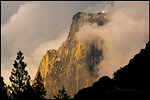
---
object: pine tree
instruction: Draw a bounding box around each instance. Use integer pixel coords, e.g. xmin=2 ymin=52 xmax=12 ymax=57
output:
xmin=32 ymin=72 xmax=46 ymax=99
xmin=21 ymin=75 xmax=36 ymax=99
xmin=54 ymin=86 xmax=71 ymax=99
xmin=9 ymin=51 xmax=30 ymax=99
xmin=0 ymin=76 xmax=8 ymax=99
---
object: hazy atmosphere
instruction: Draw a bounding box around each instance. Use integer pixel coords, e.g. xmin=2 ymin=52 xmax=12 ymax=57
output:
xmin=1 ymin=1 xmax=149 ymax=85
xmin=76 ymin=1 xmax=149 ymax=77
xmin=1 ymin=1 xmax=108 ymax=84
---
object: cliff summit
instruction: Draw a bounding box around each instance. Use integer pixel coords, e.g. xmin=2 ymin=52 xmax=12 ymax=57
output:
xmin=34 ymin=11 xmax=107 ymax=99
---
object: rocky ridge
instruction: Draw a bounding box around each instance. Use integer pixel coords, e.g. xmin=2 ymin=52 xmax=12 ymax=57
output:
xmin=34 ymin=11 xmax=107 ymax=99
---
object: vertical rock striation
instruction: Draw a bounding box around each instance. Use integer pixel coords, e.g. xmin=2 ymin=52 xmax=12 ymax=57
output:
xmin=34 ymin=12 xmax=107 ymax=99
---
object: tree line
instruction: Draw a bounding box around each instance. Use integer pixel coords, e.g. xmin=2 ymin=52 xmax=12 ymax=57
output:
xmin=2 ymin=41 xmax=149 ymax=99
xmin=1 ymin=51 xmax=46 ymax=99
xmin=1 ymin=51 xmax=71 ymax=100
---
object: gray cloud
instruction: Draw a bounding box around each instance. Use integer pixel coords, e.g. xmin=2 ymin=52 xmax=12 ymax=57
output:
xmin=76 ymin=1 xmax=149 ymax=78
xmin=2 ymin=1 xmax=148 ymax=85
xmin=1 ymin=1 xmax=104 ymax=84
xmin=1 ymin=1 xmax=28 ymax=25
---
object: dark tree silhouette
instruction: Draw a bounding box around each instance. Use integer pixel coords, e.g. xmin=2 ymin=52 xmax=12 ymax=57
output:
xmin=32 ymin=72 xmax=46 ymax=99
xmin=20 ymin=75 xmax=36 ymax=99
xmin=54 ymin=86 xmax=71 ymax=99
xmin=0 ymin=76 xmax=8 ymax=99
xmin=9 ymin=51 xmax=30 ymax=99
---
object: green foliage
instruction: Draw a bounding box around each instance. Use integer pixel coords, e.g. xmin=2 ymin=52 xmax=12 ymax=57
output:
xmin=54 ymin=86 xmax=71 ymax=99
xmin=9 ymin=51 xmax=30 ymax=99
xmin=0 ymin=76 xmax=8 ymax=99
xmin=32 ymin=72 xmax=46 ymax=99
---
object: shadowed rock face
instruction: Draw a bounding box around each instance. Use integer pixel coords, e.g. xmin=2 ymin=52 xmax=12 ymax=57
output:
xmin=74 ymin=42 xmax=150 ymax=100
xmin=34 ymin=12 xmax=107 ymax=99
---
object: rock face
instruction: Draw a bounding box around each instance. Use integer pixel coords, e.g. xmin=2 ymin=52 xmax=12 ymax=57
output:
xmin=34 ymin=12 xmax=107 ymax=99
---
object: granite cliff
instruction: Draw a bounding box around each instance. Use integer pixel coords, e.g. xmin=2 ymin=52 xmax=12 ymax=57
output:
xmin=34 ymin=12 xmax=107 ymax=99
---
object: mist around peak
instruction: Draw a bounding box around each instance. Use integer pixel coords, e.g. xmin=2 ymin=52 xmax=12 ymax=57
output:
xmin=75 ymin=1 xmax=149 ymax=78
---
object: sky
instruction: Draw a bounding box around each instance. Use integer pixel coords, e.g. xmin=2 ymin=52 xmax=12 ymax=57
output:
xmin=1 ymin=1 xmax=107 ymax=84
xmin=1 ymin=1 xmax=149 ymax=85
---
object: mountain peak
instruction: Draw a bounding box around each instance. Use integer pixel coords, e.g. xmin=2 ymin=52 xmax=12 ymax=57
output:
xmin=68 ymin=11 xmax=107 ymax=40
xmin=34 ymin=12 xmax=107 ymax=99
